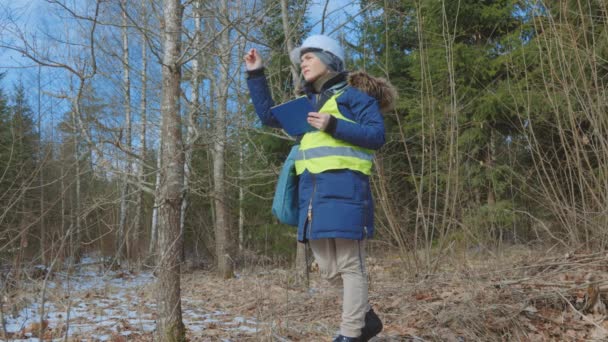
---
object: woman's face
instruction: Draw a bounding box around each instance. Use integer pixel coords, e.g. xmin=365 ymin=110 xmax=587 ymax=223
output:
xmin=300 ymin=52 xmax=329 ymax=83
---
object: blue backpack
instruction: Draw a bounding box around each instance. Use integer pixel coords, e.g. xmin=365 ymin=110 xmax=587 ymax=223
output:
xmin=272 ymin=145 xmax=299 ymax=226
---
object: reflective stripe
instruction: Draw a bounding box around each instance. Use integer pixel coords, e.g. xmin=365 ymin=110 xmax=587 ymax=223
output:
xmin=297 ymin=89 xmax=375 ymax=175
xmin=296 ymin=146 xmax=373 ymax=161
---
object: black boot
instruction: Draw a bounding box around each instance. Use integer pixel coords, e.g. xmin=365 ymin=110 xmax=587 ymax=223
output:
xmin=360 ymin=309 xmax=382 ymax=342
xmin=333 ymin=335 xmax=360 ymax=342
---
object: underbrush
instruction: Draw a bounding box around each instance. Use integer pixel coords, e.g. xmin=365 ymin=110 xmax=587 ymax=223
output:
xmin=182 ymin=243 xmax=608 ymax=341
xmin=3 ymin=244 xmax=608 ymax=341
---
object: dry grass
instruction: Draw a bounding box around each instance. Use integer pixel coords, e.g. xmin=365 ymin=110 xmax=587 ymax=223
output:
xmin=181 ymin=244 xmax=608 ymax=341
xmin=4 ymin=244 xmax=608 ymax=341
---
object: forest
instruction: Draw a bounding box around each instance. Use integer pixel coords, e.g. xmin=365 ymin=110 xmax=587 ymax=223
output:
xmin=1 ymin=0 xmax=608 ymax=340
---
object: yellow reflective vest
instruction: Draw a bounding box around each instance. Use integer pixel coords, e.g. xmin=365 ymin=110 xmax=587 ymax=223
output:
xmin=295 ymin=91 xmax=374 ymax=175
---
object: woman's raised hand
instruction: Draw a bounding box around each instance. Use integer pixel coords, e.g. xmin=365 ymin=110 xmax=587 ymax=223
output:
xmin=244 ymin=48 xmax=263 ymax=71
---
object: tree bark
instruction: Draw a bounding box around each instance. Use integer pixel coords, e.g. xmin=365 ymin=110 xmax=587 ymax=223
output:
xmin=71 ymin=105 xmax=81 ymax=262
xmin=280 ymin=0 xmax=301 ymax=87
xmin=180 ymin=0 xmax=202 ymax=264
xmin=487 ymin=129 xmax=496 ymax=206
xmin=60 ymin=155 xmax=66 ymax=260
xmin=38 ymin=65 xmax=46 ymax=265
xmin=237 ymin=21 xmax=245 ymax=252
xmin=148 ymin=0 xmax=162 ymax=261
xmin=212 ymin=0 xmax=233 ymax=279
xmin=149 ymin=131 xmax=162 ymax=261
xmin=156 ymin=0 xmax=185 ymax=340
xmin=118 ymin=0 xmax=132 ymax=264
xmin=134 ymin=0 xmax=148 ymax=261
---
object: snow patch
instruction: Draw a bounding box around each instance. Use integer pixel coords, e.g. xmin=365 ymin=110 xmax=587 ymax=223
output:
xmin=2 ymin=257 xmax=262 ymax=341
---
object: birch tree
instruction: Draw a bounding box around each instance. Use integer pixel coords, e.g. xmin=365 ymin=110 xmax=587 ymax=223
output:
xmin=117 ymin=0 xmax=132 ymax=264
xmin=156 ymin=0 xmax=185 ymax=339
xmin=37 ymin=66 xmax=47 ymax=265
xmin=134 ymin=0 xmax=148 ymax=260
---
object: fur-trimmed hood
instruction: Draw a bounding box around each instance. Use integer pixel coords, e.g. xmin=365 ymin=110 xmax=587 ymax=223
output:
xmin=348 ymin=71 xmax=397 ymax=114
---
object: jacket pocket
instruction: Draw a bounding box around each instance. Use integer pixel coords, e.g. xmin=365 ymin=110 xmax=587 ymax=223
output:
xmin=316 ymin=170 xmax=355 ymax=200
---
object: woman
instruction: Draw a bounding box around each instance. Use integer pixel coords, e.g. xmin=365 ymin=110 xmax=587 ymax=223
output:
xmin=244 ymin=34 xmax=395 ymax=342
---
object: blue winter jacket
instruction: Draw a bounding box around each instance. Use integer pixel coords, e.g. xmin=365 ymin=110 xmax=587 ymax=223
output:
xmin=246 ymin=69 xmax=385 ymax=242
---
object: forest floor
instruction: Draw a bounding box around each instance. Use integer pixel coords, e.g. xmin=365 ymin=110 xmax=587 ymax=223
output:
xmin=3 ymin=244 xmax=608 ymax=341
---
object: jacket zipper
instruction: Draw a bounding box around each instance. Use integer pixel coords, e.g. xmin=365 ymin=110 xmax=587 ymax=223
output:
xmin=363 ymin=200 xmax=368 ymax=240
xmin=306 ymin=174 xmax=316 ymax=240
xmin=363 ymin=180 xmax=369 ymax=240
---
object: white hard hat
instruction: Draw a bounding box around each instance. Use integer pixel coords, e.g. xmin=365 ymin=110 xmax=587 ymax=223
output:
xmin=290 ymin=34 xmax=345 ymax=65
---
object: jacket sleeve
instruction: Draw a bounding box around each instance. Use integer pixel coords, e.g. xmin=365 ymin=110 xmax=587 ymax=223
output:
xmin=330 ymin=89 xmax=386 ymax=150
xmin=246 ymin=68 xmax=282 ymax=129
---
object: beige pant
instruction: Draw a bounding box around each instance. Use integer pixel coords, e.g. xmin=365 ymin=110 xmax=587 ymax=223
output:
xmin=309 ymin=238 xmax=370 ymax=338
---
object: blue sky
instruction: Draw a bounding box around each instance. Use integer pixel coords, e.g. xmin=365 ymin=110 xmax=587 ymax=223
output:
xmin=308 ymin=0 xmax=359 ymax=35
xmin=1 ymin=0 xmax=360 ymax=72
xmin=1 ymin=0 xmax=46 ymax=77
xmin=0 ymin=0 xmax=361 ymax=131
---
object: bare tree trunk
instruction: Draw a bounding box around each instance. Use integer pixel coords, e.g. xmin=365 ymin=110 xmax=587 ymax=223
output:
xmin=38 ymin=65 xmax=46 ymax=265
xmin=180 ymin=0 xmax=202 ymax=264
xmin=212 ymin=0 xmax=234 ymax=279
xmin=281 ymin=0 xmax=307 ymax=285
xmin=486 ymin=129 xmax=498 ymax=246
xmin=237 ymin=107 xmax=244 ymax=251
xmin=117 ymin=0 xmax=132 ymax=265
xmin=237 ymin=33 xmax=245 ymax=252
xmin=134 ymin=0 xmax=148 ymax=261
xmin=71 ymin=108 xmax=81 ymax=262
xmin=281 ymin=0 xmax=301 ymax=87
xmin=156 ymin=0 xmax=185 ymax=340
xmin=60 ymin=155 xmax=66 ymax=260
xmin=205 ymin=16 xmax=217 ymax=237
xmin=238 ymin=144 xmax=244 ymax=252
xmin=487 ymin=129 xmax=496 ymax=207
xmin=149 ymin=137 xmax=161 ymax=261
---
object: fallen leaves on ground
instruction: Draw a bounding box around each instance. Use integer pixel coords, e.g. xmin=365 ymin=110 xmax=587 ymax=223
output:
xmin=4 ymin=246 xmax=608 ymax=341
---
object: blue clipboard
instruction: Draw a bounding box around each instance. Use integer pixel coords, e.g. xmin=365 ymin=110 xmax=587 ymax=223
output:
xmin=270 ymin=97 xmax=316 ymax=136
